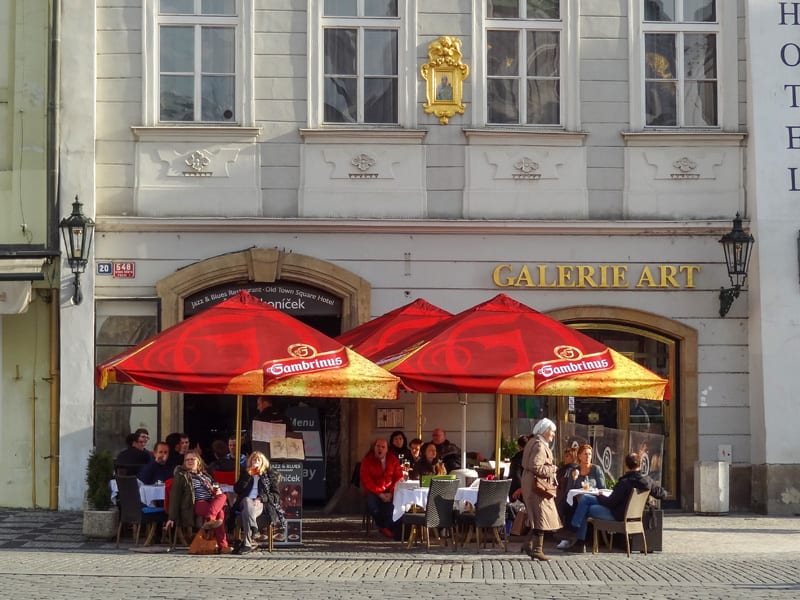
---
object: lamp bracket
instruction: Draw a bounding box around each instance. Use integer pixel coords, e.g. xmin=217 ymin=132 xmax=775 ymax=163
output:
xmin=719 ymin=286 xmax=740 ymax=318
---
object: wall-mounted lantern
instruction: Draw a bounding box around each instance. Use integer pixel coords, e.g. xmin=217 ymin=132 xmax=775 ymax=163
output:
xmin=718 ymin=213 xmax=754 ymax=317
xmin=59 ymin=196 xmax=95 ymax=305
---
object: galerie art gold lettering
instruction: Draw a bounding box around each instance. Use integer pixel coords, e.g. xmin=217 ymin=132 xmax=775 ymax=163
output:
xmin=491 ymin=264 xmax=701 ymax=289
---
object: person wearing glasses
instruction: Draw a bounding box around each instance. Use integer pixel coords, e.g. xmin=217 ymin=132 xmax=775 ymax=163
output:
xmin=114 ymin=428 xmax=153 ymax=476
xmin=164 ymin=451 xmax=232 ymax=553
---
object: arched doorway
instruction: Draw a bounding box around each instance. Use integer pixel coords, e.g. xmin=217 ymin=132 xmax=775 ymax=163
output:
xmin=546 ymin=306 xmax=697 ymax=509
xmin=154 ymin=247 xmax=373 ymax=506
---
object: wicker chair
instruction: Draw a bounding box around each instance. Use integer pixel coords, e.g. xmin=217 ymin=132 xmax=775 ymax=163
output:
xmin=457 ymin=479 xmax=511 ymax=552
xmin=401 ymin=478 xmax=458 ymax=550
xmin=588 ymin=487 xmax=651 ymax=557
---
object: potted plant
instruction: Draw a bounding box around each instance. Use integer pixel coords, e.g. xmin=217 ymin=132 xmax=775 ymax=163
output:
xmin=82 ymin=449 xmax=119 ymax=539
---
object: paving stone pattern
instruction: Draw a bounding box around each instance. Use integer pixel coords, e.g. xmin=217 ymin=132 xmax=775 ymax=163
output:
xmin=0 ymin=509 xmax=798 ymax=599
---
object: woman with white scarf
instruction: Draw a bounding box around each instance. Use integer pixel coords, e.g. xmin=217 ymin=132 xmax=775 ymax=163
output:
xmin=520 ymin=418 xmax=562 ymax=561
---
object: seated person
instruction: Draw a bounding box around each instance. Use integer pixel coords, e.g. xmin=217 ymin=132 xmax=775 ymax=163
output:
xmin=164 ymin=451 xmax=232 ymax=553
xmin=408 ymin=438 xmax=423 ymax=463
xmin=431 ymin=428 xmax=461 ymax=472
xmin=165 ymin=432 xmax=189 ymax=472
xmin=409 ymin=442 xmax=446 ymax=479
xmin=360 ymin=439 xmax=404 ymax=539
xmin=232 ymin=451 xmax=286 ymax=554
xmin=115 ymin=430 xmax=153 ymax=476
xmin=388 ymin=430 xmax=410 ymax=464
xmin=566 ymin=444 xmax=606 ymax=492
xmin=564 ymin=452 xmax=667 ymax=552
xmin=207 ymin=439 xmax=236 ymax=475
xmin=227 ymin=436 xmax=247 ymax=469
xmin=137 ymin=441 xmax=173 ymax=485
xmin=465 ymin=451 xmax=486 ymax=468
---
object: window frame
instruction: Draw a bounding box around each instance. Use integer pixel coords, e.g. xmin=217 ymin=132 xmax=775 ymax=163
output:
xmin=142 ymin=0 xmax=254 ymax=127
xmin=631 ymin=0 xmax=736 ymax=130
xmin=308 ymin=1 xmax=415 ymax=128
xmin=475 ymin=0 xmax=579 ymax=130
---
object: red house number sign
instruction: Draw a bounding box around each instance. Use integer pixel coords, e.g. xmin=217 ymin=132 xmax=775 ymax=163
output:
xmin=112 ymin=262 xmax=136 ymax=278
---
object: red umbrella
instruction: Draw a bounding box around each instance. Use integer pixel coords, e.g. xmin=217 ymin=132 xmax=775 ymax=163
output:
xmin=335 ymin=298 xmax=453 ymax=360
xmin=374 ymin=293 xmax=669 ymax=400
xmin=96 ymin=291 xmax=399 ymax=400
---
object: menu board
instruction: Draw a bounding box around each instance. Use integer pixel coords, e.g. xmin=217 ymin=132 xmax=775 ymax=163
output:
xmin=271 ymin=460 xmax=303 ymax=546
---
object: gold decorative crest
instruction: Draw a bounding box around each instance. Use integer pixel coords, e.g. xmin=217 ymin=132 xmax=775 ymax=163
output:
xmin=420 ymin=36 xmax=469 ymax=125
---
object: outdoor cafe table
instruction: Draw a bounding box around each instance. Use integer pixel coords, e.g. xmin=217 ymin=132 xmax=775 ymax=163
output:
xmin=392 ymin=482 xmax=480 ymax=522
xmin=109 ymin=480 xmax=234 ymax=507
xmin=109 ymin=480 xmax=166 ymax=507
xmin=566 ymin=488 xmax=613 ymax=506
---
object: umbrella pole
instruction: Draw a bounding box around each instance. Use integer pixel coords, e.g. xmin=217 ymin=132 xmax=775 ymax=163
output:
xmin=460 ymin=394 xmax=467 ymax=470
xmin=235 ymin=394 xmax=242 ymax=481
xmin=495 ymin=394 xmax=502 ymax=478
xmin=416 ymin=392 xmax=423 ymax=439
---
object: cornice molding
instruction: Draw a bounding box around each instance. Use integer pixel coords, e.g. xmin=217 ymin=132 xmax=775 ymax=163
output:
xmin=96 ymin=217 xmax=741 ymax=237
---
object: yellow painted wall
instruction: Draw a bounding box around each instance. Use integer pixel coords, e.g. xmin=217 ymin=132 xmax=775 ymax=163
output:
xmin=0 ymin=0 xmax=49 ymax=246
xmin=1 ymin=296 xmax=53 ymax=507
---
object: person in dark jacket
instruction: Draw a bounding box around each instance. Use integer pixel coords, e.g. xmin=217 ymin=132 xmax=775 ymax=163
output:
xmin=509 ymin=435 xmax=530 ymax=501
xmin=431 ymin=428 xmax=461 ymax=472
xmin=232 ymin=451 xmax=286 ymax=554
xmin=565 ymin=452 xmax=667 ymax=552
xmin=409 ymin=442 xmax=446 ymax=479
xmin=388 ymin=430 xmax=410 ymax=464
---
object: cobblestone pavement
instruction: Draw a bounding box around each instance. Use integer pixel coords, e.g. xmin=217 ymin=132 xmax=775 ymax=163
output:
xmin=0 ymin=509 xmax=798 ymax=599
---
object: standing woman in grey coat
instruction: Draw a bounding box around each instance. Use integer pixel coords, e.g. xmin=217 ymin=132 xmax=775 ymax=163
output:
xmin=521 ymin=418 xmax=562 ymax=561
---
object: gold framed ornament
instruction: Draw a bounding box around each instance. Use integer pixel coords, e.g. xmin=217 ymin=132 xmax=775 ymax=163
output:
xmin=420 ymin=36 xmax=469 ymax=125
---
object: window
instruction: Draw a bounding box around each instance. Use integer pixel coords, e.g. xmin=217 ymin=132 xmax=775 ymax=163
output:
xmin=95 ymin=302 xmax=159 ymax=454
xmin=642 ymin=0 xmax=718 ymax=127
xmin=485 ymin=1 xmax=562 ymax=125
xmin=321 ymin=1 xmax=400 ymax=124
xmin=157 ymin=0 xmax=239 ymax=123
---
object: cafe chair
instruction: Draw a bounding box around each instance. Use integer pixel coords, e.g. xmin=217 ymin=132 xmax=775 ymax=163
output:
xmin=588 ymin=488 xmax=651 ymax=557
xmin=401 ymin=478 xmax=458 ymax=551
xmin=231 ymin=508 xmax=275 ymax=552
xmin=351 ymin=461 xmax=373 ymax=535
xmin=213 ymin=470 xmax=236 ymax=486
xmin=114 ymin=475 xmax=166 ymax=547
xmin=163 ymin=478 xmax=195 ymax=549
xmin=457 ymin=478 xmax=511 ymax=552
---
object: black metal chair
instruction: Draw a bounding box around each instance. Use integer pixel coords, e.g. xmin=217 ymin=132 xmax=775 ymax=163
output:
xmin=401 ymin=478 xmax=458 ymax=550
xmin=352 ymin=461 xmax=373 ymax=535
xmin=457 ymin=479 xmax=511 ymax=552
xmin=114 ymin=475 xmax=166 ymax=547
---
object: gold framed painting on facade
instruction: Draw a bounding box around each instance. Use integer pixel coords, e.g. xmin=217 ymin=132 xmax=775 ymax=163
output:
xmin=421 ymin=36 xmax=469 ymax=125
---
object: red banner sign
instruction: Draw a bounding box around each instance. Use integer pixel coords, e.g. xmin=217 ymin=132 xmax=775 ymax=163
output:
xmin=262 ymin=345 xmax=349 ymax=383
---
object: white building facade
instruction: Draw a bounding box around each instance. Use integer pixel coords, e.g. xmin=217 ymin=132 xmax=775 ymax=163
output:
xmin=50 ymin=0 xmax=800 ymax=514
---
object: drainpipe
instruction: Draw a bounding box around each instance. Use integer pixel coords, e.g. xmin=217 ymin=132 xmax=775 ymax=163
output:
xmin=47 ymin=0 xmax=62 ymax=510
xmin=49 ymin=290 xmax=60 ymax=509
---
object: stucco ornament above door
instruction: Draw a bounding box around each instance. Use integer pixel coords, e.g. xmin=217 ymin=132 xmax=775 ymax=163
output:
xmin=420 ymin=36 xmax=469 ymax=125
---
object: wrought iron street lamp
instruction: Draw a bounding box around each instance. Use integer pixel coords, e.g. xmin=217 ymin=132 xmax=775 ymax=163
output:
xmin=718 ymin=213 xmax=754 ymax=318
xmin=59 ymin=196 xmax=95 ymax=305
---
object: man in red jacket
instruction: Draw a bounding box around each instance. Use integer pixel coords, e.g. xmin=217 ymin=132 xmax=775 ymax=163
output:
xmin=360 ymin=438 xmax=404 ymax=538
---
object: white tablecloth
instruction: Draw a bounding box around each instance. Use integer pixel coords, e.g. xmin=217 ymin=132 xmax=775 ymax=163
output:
xmin=391 ymin=485 xmax=481 ymax=521
xmin=109 ymin=480 xmax=165 ymax=507
xmin=392 ymin=486 xmax=429 ymax=521
xmin=566 ymin=488 xmax=612 ymax=506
